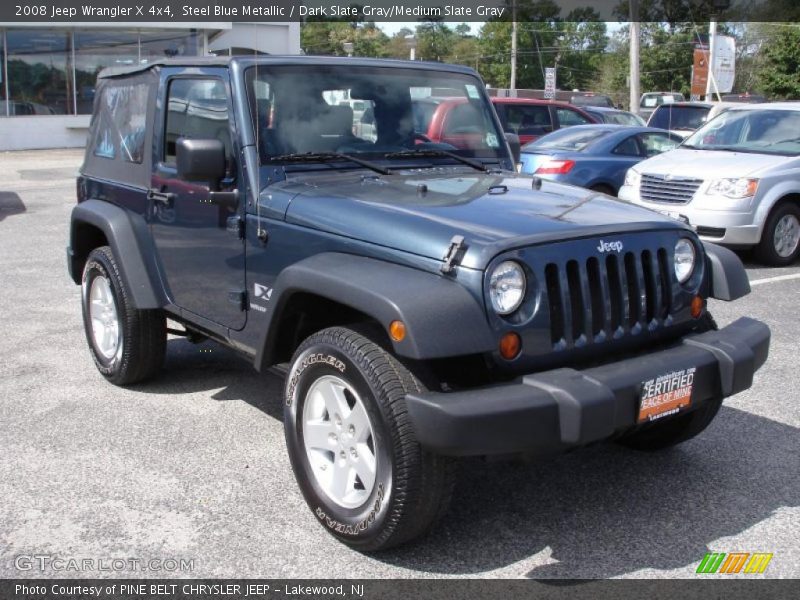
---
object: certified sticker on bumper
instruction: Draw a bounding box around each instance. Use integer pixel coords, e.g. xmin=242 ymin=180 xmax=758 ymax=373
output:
xmin=638 ymin=367 xmax=695 ymax=423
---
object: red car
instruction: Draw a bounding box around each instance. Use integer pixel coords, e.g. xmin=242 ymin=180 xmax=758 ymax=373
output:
xmin=413 ymin=96 xmax=599 ymax=148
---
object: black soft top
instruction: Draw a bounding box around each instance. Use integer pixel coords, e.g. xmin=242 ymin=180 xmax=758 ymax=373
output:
xmin=98 ymin=55 xmax=479 ymax=79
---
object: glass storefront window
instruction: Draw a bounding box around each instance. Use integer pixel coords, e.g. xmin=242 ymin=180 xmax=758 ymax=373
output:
xmin=74 ymin=29 xmax=139 ymax=114
xmin=139 ymin=29 xmax=199 ymax=64
xmin=6 ymin=28 xmax=72 ymax=116
xmin=1 ymin=28 xmax=202 ymax=117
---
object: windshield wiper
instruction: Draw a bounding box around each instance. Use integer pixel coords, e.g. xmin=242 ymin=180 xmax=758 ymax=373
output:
xmin=268 ymin=152 xmax=390 ymax=176
xmin=383 ymin=149 xmax=490 ymax=173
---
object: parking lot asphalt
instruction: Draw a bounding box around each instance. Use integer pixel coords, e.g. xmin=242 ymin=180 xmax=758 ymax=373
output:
xmin=0 ymin=149 xmax=797 ymax=579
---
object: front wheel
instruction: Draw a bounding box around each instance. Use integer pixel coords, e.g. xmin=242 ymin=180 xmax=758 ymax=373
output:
xmin=755 ymin=203 xmax=800 ymax=266
xmin=283 ymin=327 xmax=455 ymax=551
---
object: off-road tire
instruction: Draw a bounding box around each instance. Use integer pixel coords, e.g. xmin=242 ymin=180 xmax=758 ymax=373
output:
xmin=81 ymin=246 xmax=166 ymax=385
xmin=284 ymin=326 xmax=456 ymax=551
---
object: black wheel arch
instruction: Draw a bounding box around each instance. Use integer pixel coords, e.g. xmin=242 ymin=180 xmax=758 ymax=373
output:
xmin=69 ymin=199 xmax=167 ymax=309
xmin=255 ymin=253 xmax=496 ymax=371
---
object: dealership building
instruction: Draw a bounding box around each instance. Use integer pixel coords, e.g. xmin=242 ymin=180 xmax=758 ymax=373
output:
xmin=0 ymin=22 xmax=301 ymax=150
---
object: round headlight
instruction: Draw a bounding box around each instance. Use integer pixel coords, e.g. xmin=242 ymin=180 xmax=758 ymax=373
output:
xmin=674 ymin=238 xmax=696 ymax=283
xmin=490 ymin=261 xmax=526 ymax=315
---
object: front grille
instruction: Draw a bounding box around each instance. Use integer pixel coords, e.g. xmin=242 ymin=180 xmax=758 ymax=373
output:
xmin=640 ymin=173 xmax=702 ymax=204
xmin=545 ymin=249 xmax=672 ymax=349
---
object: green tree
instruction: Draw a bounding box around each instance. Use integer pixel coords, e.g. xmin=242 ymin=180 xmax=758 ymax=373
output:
xmin=756 ymin=25 xmax=800 ymax=99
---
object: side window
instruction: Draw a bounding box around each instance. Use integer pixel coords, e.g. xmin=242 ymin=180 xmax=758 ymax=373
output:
xmin=613 ymin=136 xmax=641 ymax=156
xmin=638 ymin=133 xmax=679 ymax=157
xmin=556 ymin=107 xmax=591 ymax=127
xmin=164 ymin=78 xmax=232 ymax=165
xmin=443 ymin=103 xmax=485 ymax=136
xmin=91 ymin=83 xmax=148 ymax=163
xmin=505 ymin=105 xmax=552 ymax=136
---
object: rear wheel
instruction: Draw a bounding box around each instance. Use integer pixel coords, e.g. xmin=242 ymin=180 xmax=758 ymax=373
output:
xmin=81 ymin=246 xmax=166 ymax=385
xmin=284 ymin=326 xmax=455 ymax=551
xmin=755 ymin=203 xmax=800 ymax=266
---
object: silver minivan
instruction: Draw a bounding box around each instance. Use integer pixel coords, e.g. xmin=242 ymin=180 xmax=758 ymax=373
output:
xmin=619 ymin=103 xmax=800 ymax=265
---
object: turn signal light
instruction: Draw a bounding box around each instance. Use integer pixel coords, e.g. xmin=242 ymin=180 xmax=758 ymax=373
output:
xmin=389 ymin=320 xmax=406 ymax=342
xmin=499 ymin=332 xmax=522 ymax=360
xmin=535 ymin=159 xmax=575 ymax=175
xmin=691 ymin=295 xmax=705 ymax=319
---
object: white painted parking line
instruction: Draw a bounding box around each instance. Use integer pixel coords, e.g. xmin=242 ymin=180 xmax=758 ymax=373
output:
xmin=749 ymin=272 xmax=800 ymax=286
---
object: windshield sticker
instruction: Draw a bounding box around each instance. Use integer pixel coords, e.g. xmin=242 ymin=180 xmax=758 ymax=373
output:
xmin=466 ymin=85 xmax=480 ymax=99
xmin=486 ymin=133 xmax=499 ymax=147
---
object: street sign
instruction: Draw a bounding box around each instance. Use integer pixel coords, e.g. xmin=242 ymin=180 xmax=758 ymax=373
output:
xmin=544 ymin=67 xmax=556 ymax=99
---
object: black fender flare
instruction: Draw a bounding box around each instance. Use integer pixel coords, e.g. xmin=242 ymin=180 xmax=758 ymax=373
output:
xmin=68 ymin=199 xmax=166 ymax=309
xmin=255 ymin=253 xmax=496 ymax=370
xmin=703 ymin=241 xmax=751 ymax=301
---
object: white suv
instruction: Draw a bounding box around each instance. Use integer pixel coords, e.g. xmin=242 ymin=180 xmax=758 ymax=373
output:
xmin=619 ymin=103 xmax=800 ymax=265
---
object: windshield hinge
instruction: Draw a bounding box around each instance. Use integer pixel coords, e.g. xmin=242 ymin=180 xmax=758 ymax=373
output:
xmin=441 ymin=235 xmax=466 ymax=274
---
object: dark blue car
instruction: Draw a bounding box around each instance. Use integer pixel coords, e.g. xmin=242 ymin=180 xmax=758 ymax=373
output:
xmin=519 ymin=124 xmax=681 ymax=195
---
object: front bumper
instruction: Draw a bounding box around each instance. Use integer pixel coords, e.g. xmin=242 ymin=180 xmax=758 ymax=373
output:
xmin=405 ymin=317 xmax=769 ymax=456
xmin=618 ymin=185 xmax=762 ymax=246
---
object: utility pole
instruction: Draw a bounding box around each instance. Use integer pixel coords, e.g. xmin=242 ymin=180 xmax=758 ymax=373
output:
xmin=705 ymin=18 xmax=717 ymax=101
xmin=510 ymin=3 xmax=518 ymax=91
xmin=629 ymin=0 xmax=640 ymax=113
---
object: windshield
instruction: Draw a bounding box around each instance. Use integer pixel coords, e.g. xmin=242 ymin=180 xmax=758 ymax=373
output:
xmin=649 ymin=105 xmax=709 ymax=130
xmin=683 ymin=108 xmax=800 ymax=156
xmin=245 ymin=65 xmax=506 ymax=166
xmin=524 ymin=128 xmax=610 ymax=152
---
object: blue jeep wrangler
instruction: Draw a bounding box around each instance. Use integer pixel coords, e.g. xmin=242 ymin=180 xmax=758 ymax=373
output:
xmin=68 ymin=56 xmax=770 ymax=551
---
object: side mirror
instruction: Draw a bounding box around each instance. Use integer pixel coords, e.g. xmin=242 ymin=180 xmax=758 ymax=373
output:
xmin=505 ymin=132 xmax=521 ymax=164
xmin=176 ymin=138 xmax=226 ymax=189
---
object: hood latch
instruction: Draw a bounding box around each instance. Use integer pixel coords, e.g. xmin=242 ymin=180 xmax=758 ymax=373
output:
xmin=441 ymin=235 xmax=466 ymax=274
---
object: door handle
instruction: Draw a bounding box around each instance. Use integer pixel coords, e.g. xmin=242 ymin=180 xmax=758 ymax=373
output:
xmin=147 ymin=189 xmax=176 ymax=205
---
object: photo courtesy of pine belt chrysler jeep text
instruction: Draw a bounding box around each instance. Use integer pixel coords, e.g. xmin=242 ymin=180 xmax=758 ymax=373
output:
xmin=67 ymin=56 xmax=770 ymax=551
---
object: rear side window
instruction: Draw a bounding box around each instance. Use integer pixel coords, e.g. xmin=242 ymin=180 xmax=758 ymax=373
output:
xmin=502 ymin=104 xmax=552 ymax=136
xmin=612 ymin=136 xmax=640 ymax=156
xmin=164 ymin=78 xmax=232 ymax=165
xmin=90 ymin=83 xmax=149 ymax=163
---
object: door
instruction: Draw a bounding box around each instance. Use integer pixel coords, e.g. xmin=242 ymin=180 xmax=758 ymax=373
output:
xmin=150 ymin=74 xmax=246 ymax=330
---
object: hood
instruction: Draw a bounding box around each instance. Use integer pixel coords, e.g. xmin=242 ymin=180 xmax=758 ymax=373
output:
xmin=275 ymin=169 xmax=688 ymax=270
xmin=633 ymin=147 xmax=794 ymax=178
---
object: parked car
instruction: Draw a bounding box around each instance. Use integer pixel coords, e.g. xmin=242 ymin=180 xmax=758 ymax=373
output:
xmin=647 ymin=101 xmax=738 ymax=137
xmin=68 ymin=56 xmax=769 ymax=552
xmin=519 ymin=125 xmax=682 ymax=195
xmin=490 ymin=97 xmax=598 ymax=145
xmin=582 ymin=106 xmax=646 ymax=126
xmin=414 ymin=96 xmax=598 ymax=148
xmin=619 ymin=103 xmax=800 ymax=265
xmin=569 ymin=92 xmax=615 ymax=108
xmin=722 ymin=92 xmax=767 ymax=103
xmin=638 ymin=91 xmax=685 ymax=120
